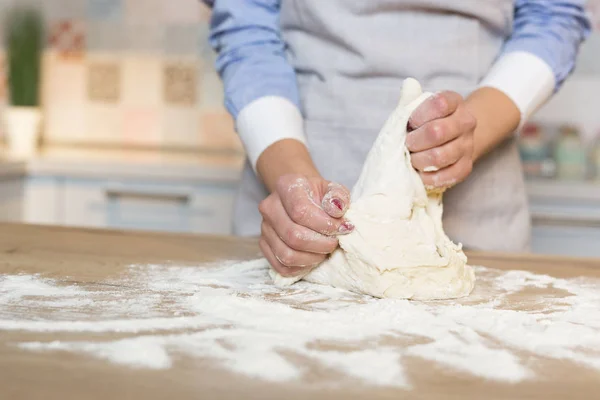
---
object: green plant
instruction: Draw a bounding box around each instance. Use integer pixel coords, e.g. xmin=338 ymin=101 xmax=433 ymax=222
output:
xmin=5 ymin=6 xmax=44 ymax=107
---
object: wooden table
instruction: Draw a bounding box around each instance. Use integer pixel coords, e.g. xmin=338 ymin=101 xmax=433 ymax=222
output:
xmin=1 ymin=223 xmax=599 ymax=400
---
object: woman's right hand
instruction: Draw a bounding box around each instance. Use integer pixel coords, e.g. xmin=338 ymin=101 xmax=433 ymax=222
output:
xmin=258 ymin=174 xmax=354 ymax=278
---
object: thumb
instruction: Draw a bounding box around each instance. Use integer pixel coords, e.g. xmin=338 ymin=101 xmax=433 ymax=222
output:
xmin=321 ymin=182 xmax=351 ymax=219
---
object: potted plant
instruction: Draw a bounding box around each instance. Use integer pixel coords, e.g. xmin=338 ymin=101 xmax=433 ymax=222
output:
xmin=3 ymin=5 xmax=44 ymax=158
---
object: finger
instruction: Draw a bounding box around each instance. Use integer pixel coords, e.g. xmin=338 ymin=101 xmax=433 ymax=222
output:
xmin=321 ymin=182 xmax=351 ymax=218
xmin=259 ymin=238 xmax=307 ymax=278
xmin=420 ymin=155 xmax=473 ymax=189
xmin=406 ymin=113 xmax=465 ymax=153
xmin=410 ymin=136 xmax=464 ymax=172
xmin=408 ymin=91 xmax=462 ymax=129
xmin=262 ymin=222 xmax=327 ymax=267
xmin=276 ymin=177 xmax=354 ymax=236
xmin=259 ymin=196 xmax=340 ymax=254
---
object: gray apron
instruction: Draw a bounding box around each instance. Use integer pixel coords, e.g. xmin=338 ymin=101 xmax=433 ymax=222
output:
xmin=232 ymin=0 xmax=531 ymax=252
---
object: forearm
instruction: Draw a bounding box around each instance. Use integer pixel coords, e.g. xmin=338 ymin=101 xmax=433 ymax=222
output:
xmin=465 ymin=87 xmax=521 ymax=162
xmin=469 ymin=0 xmax=590 ymax=161
xmin=257 ymin=139 xmax=321 ymax=193
xmin=207 ymin=0 xmax=309 ymax=187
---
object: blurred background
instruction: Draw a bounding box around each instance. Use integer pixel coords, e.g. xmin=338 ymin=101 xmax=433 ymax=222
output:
xmin=0 ymin=0 xmax=599 ymax=258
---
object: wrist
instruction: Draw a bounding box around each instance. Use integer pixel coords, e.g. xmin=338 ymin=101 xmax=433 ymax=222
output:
xmin=257 ymin=139 xmax=321 ymax=192
xmin=465 ymin=87 xmax=520 ymax=162
xmin=236 ymin=96 xmax=308 ymax=174
xmin=477 ymin=51 xmax=555 ymax=130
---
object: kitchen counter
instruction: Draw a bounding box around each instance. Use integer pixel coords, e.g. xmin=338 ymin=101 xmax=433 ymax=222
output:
xmin=0 ymin=146 xmax=245 ymax=183
xmin=1 ymin=223 xmax=599 ymax=400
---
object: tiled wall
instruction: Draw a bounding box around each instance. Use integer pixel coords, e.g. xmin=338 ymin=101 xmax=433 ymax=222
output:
xmin=0 ymin=0 xmax=241 ymax=152
xmin=0 ymin=1 xmax=599 ymax=154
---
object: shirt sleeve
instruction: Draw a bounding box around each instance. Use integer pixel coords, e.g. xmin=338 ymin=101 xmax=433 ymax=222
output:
xmin=205 ymin=0 xmax=306 ymax=171
xmin=478 ymin=0 xmax=591 ymax=127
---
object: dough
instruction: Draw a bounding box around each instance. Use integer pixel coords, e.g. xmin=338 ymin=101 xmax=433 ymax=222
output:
xmin=270 ymin=78 xmax=475 ymax=300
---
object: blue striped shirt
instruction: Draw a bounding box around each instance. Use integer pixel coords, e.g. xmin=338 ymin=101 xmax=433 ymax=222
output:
xmin=204 ymin=0 xmax=591 ymax=119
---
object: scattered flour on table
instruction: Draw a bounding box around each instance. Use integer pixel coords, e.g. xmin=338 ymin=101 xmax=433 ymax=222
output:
xmin=2 ymin=259 xmax=600 ymax=388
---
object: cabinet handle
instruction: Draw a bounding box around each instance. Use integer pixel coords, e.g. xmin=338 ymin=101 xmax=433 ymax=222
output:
xmin=532 ymin=212 xmax=600 ymax=228
xmin=105 ymin=190 xmax=190 ymax=204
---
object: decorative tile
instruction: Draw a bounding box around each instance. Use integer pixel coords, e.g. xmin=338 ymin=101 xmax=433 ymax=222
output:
xmin=124 ymin=0 xmax=162 ymax=24
xmin=43 ymin=53 xmax=87 ymax=105
xmin=199 ymin=109 xmax=241 ymax=151
xmin=202 ymin=47 xmax=218 ymax=68
xmin=200 ymin=69 xmax=224 ymax=108
xmin=87 ymin=21 xmax=125 ymax=52
xmin=162 ymin=107 xmax=200 ymax=147
xmin=86 ymin=104 xmax=123 ymax=142
xmin=45 ymin=105 xmax=87 ymax=143
xmin=163 ymin=62 xmax=197 ymax=106
xmin=87 ymin=0 xmax=123 ymax=21
xmin=122 ymin=107 xmax=161 ymax=145
xmin=164 ymin=24 xmax=200 ymax=56
xmin=87 ymin=61 xmax=121 ymax=103
xmin=126 ymin=24 xmax=164 ymax=54
xmin=198 ymin=23 xmax=212 ymax=57
xmin=163 ymin=0 xmax=202 ymax=24
xmin=122 ymin=56 xmax=161 ymax=106
xmin=199 ymin=2 xmax=211 ymax=22
xmin=48 ymin=20 xmax=86 ymax=57
xmin=43 ymin=0 xmax=86 ymax=21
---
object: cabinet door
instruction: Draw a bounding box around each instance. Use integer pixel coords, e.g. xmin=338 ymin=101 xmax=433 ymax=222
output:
xmin=23 ymin=176 xmax=62 ymax=225
xmin=530 ymin=207 xmax=600 ymax=258
xmin=528 ymin=181 xmax=600 ymax=258
xmin=532 ymin=224 xmax=600 ymax=258
xmin=188 ymin=186 xmax=236 ymax=235
xmin=0 ymin=178 xmax=24 ymax=222
xmin=62 ymin=178 xmax=237 ymax=234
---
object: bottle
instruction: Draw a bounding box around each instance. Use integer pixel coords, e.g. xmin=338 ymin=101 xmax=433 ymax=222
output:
xmin=518 ymin=122 xmax=548 ymax=179
xmin=553 ymin=124 xmax=587 ymax=181
xmin=592 ymin=133 xmax=600 ymax=181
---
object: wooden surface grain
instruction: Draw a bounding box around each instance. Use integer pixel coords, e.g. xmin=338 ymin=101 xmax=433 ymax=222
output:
xmin=1 ymin=223 xmax=599 ymax=400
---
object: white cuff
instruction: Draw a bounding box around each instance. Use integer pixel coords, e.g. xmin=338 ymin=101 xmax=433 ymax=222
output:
xmin=236 ymin=96 xmax=307 ymax=173
xmin=478 ymin=51 xmax=555 ymax=130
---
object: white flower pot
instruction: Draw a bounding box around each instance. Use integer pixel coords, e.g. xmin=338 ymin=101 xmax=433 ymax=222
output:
xmin=3 ymin=106 xmax=42 ymax=158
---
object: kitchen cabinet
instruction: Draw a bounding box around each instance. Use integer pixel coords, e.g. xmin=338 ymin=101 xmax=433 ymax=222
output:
xmin=0 ymin=177 xmax=24 ymax=223
xmin=61 ymin=178 xmax=236 ymax=234
xmin=6 ymin=148 xmax=600 ymax=257
xmin=18 ymin=172 xmax=600 ymax=255
xmin=23 ymin=176 xmax=62 ymax=225
xmin=1 ymin=148 xmax=244 ymax=235
xmin=527 ymin=180 xmax=600 ymax=258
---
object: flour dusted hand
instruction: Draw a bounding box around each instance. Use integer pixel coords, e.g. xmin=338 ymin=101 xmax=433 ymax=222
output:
xmin=259 ymin=174 xmax=354 ymax=280
xmin=406 ymin=90 xmax=476 ymax=189
xmin=270 ymin=78 xmax=475 ymax=300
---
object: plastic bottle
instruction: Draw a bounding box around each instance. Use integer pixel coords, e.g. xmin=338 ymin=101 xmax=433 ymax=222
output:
xmin=518 ymin=123 xmax=548 ymax=179
xmin=554 ymin=124 xmax=587 ymax=181
xmin=591 ymin=133 xmax=600 ymax=181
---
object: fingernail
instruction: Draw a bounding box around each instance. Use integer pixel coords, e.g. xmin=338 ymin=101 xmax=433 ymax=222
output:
xmin=331 ymin=198 xmax=344 ymax=211
xmin=338 ymin=220 xmax=354 ymax=234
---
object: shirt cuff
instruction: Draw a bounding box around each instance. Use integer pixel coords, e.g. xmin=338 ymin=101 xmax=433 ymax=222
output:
xmin=478 ymin=51 xmax=555 ymax=130
xmin=236 ymin=96 xmax=307 ymax=172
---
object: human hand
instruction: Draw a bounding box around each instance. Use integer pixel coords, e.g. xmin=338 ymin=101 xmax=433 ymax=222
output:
xmin=258 ymin=174 xmax=354 ymax=277
xmin=406 ymin=91 xmax=477 ymax=189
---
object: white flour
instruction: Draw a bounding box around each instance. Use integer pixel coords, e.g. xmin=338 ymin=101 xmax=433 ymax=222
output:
xmin=2 ymin=259 xmax=600 ymax=389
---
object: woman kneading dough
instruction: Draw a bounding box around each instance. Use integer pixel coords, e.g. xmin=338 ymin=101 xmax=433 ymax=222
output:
xmin=203 ymin=1 xmax=590 ymax=297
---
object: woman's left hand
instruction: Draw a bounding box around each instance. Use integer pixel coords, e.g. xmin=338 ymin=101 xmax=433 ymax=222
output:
xmin=406 ymin=91 xmax=477 ymax=189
